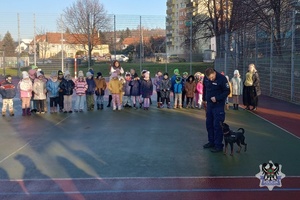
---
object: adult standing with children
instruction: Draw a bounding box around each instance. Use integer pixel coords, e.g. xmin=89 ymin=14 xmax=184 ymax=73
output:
xmin=243 ymin=63 xmax=261 ymax=111
xmin=202 ymin=68 xmax=230 ymax=153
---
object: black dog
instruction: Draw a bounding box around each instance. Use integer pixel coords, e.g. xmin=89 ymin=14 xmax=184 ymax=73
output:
xmin=221 ymin=122 xmax=247 ymax=156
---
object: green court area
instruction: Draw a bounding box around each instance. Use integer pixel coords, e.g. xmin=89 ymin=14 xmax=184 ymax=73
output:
xmin=0 ymin=102 xmax=299 ymax=180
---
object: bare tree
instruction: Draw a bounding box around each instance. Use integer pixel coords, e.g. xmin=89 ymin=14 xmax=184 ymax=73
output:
xmin=60 ymin=0 xmax=111 ymax=66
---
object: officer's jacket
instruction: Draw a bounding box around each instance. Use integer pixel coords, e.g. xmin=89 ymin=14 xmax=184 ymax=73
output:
xmin=203 ymin=71 xmax=230 ymax=106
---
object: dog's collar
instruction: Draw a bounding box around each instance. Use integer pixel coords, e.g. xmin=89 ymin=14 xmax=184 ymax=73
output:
xmin=223 ymin=131 xmax=230 ymax=135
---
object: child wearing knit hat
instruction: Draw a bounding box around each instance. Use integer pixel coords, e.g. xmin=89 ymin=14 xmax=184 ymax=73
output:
xmin=0 ymin=75 xmax=17 ymax=116
xmin=19 ymin=71 xmax=33 ymax=116
xmin=74 ymin=70 xmax=87 ymax=112
xmin=46 ymin=71 xmax=60 ymax=113
xmin=95 ymin=72 xmax=107 ymax=110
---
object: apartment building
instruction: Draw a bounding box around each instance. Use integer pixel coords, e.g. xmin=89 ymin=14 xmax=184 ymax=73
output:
xmin=166 ymin=0 xmax=210 ymax=60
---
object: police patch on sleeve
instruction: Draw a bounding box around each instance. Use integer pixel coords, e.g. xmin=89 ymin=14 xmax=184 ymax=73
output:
xmin=226 ymin=83 xmax=229 ymax=88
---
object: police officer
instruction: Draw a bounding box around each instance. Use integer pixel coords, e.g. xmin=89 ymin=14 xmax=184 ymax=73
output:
xmin=202 ymin=68 xmax=230 ymax=152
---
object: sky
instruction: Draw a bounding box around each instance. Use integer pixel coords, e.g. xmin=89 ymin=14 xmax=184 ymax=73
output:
xmin=0 ymin=0 xmax=167 ymax=40
xmin=0 ymin=0 xmax=166 ymax=15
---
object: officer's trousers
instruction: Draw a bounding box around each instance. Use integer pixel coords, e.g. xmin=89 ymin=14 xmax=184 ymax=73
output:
xmin=206 ymin=104 xmax=225 ymax=150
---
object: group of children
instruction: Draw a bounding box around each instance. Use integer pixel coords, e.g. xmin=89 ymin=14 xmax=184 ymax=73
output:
xmin=0 ymin=60 xmax=244 ymax=116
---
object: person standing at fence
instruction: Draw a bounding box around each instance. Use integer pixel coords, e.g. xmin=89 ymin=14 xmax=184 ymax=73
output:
xmin=28 ymin=65 xmax=38 ymax=113
xmin=108 ymin=72 xmax=123 ymax=111
xmin=74 ymin=71 xmax=87 ymax=112
xmin=202 ymin=68 xmax=230 ymax=153
xmin=173 ymin=76 xmax=183 ymax=109
xmin=33 ymin=71 xmax=47 ymax=114
xmin=59 ymin=70 xmax=75 ymax=113
xmin=0 ymin=75 xmax=16 ymax=116
xmin=160 ymin=72 xmax=171 ymax=109
xmin=154 ymin=71 xmax=163 ymax=108
xmin=230 ymin=70 xmax=243 ymax=110
xmin=19 ymin=71 xmax=33 ymax=116
xmin=57 ymin=70 xmax=65 ymax=112
xmin=130 ymin=73 xmax=141 ymax=109
xmin=95 ymin=72 xmax=107 ymax=110
xmin=184 ymin=75 xmax=196 ymax=109
xmin=243 ymin=63 xmax=261 ymax=111
xmin=86 ymin=72 xmax=96 ymax=111
xmin=46 ymin=71 xmax=60 ymax=113
xmin=107 ymin=61 xmax=124 ymax=107
xmin=181 ymin=72 xmax=188 ymax=107
xmin=140 ymin=71 xmax=153 ymax=110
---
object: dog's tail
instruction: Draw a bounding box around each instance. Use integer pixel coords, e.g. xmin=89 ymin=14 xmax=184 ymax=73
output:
xmin=237 ymin=128 xmax=245 ymax=134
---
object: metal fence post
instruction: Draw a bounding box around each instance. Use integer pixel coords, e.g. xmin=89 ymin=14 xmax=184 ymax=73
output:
xmin=291 ymin=9 xmax=295 ymax=102
xmin=270 ymin=17 xmax=274 ymax=96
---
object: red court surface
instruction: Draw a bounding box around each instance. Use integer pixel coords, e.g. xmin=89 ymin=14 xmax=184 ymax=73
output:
xmin=250 ymin=95 xmax=300 ymax=138
xmin=0 ymin=177 xmax=299 ymax=200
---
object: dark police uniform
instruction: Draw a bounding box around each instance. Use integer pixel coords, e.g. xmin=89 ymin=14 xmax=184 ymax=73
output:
xmin=203 ymin=70 xmax=230 ymax=150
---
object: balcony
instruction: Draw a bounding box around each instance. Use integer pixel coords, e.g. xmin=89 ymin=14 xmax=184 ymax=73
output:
xmin=166 ymin=41 xmax=173 ymax=46
xmin=166 ymin=33 xmax=173 ymax=37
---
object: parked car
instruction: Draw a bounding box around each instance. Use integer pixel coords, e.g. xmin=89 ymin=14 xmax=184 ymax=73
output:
xmin=110 ymin=54 xmax=129 ymax=62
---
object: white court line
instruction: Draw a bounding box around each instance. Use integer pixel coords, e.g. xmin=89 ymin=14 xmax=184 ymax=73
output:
xmin=0 ymin=115 xmax=72 ymax=164
xmin=1 ymin=175 xmax=300 ymax=182
xmin=246 ymin=109 xmax=300 ymax=140
xmin=0 ymin=143 xmax=30 ymax=164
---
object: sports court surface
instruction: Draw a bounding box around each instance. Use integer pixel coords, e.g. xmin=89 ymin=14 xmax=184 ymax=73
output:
xmin=0 ymin=90 xmax=299 ymax=199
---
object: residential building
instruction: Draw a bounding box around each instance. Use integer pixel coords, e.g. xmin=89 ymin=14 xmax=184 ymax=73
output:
xmin=166 ymin=0 xmax=210 ymax=60
xmin=31 ymin=32 xmax=109 ymax=59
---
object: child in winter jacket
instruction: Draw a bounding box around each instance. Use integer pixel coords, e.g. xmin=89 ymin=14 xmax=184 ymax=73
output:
xmin=74 ymin=71 xmax=88 ymax=112
xmin=129 ymin=73 xmax=141 ymax=109
xmin=59 ymin=70 xmax=75 ymax=113
xmin=0 ymin=75 xmax=16 ymax=116
xmin=160 ymin=72 xmax=171 ymax=108
xmin=46 ymin=71 xmax=60 ymax=113
xmin=86 ymin=71 xmax=96 ymax=111
xmin=153 ymin=71 xmax=163 ymax=108
xmin=140 ymin=71 xmax=153 ymax=110
xmin=108 ymin=72 xmax=123 ymax=110
xmin=194 ymin=73 xmax=204 ymax=109
xmin=33 ymin=71 xmax=47 ymax=114
xmin=123 ymin=72 xmax=132 ymax=108
xmin=173 ymin=76 xmax=183 ymax=109
xmin=230 ymin=70 xmax=243 ymax=110
xmin=185 ymin=75 xmax=196 ymax=108
xmin=94 ymin=72 xmax=107 ymax=110
xmin=19 ymin=71 xmax=33 ymax=116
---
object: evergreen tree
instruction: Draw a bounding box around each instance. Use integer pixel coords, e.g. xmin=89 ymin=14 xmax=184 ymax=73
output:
xmin=2 ymin=31 xmax=16 ymax=57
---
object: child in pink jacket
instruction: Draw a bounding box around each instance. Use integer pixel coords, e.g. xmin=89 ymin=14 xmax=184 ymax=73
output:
xmin=194 ymin=73 xmax=204 ymax=109
xmin=19 ymin=71 xmax=33 ymax=116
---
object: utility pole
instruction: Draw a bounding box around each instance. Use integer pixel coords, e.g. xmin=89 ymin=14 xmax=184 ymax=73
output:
xmin=33 ymin=14 xmax=36 ymax=66
xmin=61 ymin=15 xmax=64 ymax=72
xmin=18 ymin=13 xmax=21 ymax=77
xmin=87 ymin=13 xmax=91 ymax=69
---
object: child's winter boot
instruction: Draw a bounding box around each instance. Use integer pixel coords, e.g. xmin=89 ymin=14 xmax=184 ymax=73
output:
xmin=167 ymin=102 xmax=171 ymax=109
xmin=22 ymin=109 xmax=26 ymax=116
xmin=26 ymin=108 xmax=31 ymax=116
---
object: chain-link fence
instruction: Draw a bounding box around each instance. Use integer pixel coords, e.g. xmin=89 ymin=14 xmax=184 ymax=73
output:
xmin=214 ymin=12 xmax=300 ymax=104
